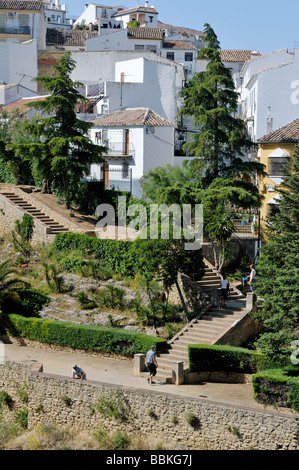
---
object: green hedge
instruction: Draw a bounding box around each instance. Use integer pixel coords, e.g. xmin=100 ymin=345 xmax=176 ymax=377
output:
xmin=188 ymin=344 xmax=264 ymax=373
xmin=252 ymin=366 xmax=299 ymax=411
xmin=3 ymin=314 xmax=166 ymax=356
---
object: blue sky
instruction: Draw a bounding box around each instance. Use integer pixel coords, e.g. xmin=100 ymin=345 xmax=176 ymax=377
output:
xmin=65 ymin=0 xmax=299 ymax=54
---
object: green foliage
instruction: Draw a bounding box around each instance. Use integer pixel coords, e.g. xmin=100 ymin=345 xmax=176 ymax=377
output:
xmin=185 ymin=412 xmax=200 ymax=429
xmin=12 ymin=52 xmax=106 ymax=208
xmin=254 ymin=144 xmax=299 ymax=361
xmin=96 ymin=389 xmax=131 ymax=422
xmin=0 ymin=391 xmax=14 ymax=409
xmin=178 ymin=24 xmax=264 ymax=184
xmin=1 ymin=287 xmax=50 ymax=317
xmin=14 ymin=408 xmax=28 ymax=429
xmin=3 ymin=314 xmax=166 ymax=356
xmin=188 ymin=344 xmax=264 ymax=373
xmin=252 ymin=366 xmax=299 ymax=411
xmin=0 ymin=260 xmax=29 ymax=313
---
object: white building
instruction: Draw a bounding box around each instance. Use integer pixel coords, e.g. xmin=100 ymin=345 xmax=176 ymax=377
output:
xmin=238 ymin=47 xmax=299 ymax=141
xmin=0 ymin=82 xmax=39 ymax=105
xmin=73 ymin=3 xmax=127 ymax=31
xmin=71 ymin=51 xmax=185 ymax=124
xmin=43 ymin=0 xmax=72 ymax=30
xmin=87 ymin=107 xmax=175 ymax=198
xmin=0 ymin=39 xmax=38 ymax=92
xmin=0 ymin=0 xmax=46 ymax=49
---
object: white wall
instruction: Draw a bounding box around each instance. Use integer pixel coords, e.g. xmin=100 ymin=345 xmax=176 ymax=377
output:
xmin=240 ymin=48 xmax=299 ymax=140
xmin=143 ymin=126 xmax=174 ymax=174
xmin=71 ymin=52 xmax=185 ymax=123
xmin=0 ymin=40 xmax=38 ymax=92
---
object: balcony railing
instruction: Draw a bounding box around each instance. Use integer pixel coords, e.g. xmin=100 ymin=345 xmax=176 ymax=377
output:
xmin=96 ymin=141 xmax=135 ymax=159
xmin=0 ymin=26 xmax=30 ymax=35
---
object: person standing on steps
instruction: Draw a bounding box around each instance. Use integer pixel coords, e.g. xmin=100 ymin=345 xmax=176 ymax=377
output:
xmin=247 ymin=264 xmax=256 ymax=291
xmin=145 ymin=345 xmax=158 ymax=384
xmin=220 ymin=275 xmax=230 ymax=308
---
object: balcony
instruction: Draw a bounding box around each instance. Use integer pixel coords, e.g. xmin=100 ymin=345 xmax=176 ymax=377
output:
xmin=96 ymin=141 xmax=135 ymax=159
xmin=0 ymin=26 xmax=30 ymax=35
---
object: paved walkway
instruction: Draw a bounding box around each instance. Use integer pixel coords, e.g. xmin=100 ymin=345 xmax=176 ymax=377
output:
xmin=2 ymin=342 xmax=294 ymax=415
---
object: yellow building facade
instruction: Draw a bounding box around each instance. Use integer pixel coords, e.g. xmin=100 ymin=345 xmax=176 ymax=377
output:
xmin=257 ymin=118 xmax=299 ymax=227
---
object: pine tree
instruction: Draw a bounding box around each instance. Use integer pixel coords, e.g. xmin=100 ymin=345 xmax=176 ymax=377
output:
xmin=178 ymin=23 xmax=265 ymax=184
xmin=13 ymin=52 xmax=105 ymax=208
xmin=254 ymin=145 xmax=299 ymax=362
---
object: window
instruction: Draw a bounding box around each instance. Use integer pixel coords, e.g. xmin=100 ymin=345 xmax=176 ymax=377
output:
xmin=122 ymin=161 xmax=129 ymax=179
xmin=185 ymin=53 xmax=193 ymax=61
xmin=269 ymin=158 xmax=289 ymax=176
xmin=166 ymin=52 xmax=174 ymax=60
xmin=149 ymin=16 xmax=153 ymax=23
xmin=146 ymin=45 xmax=157 ymax=52
xmin=135 ymin=44 xmax=145 ymax=50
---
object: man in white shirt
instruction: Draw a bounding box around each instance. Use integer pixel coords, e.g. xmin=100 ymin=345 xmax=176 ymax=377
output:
xmin=248 ymin=265 xmax=256 ymax=291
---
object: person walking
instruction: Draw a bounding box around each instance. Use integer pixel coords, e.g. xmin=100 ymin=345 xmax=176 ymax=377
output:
xmin=220 ymin=275 xmax=230 ymax=308
xmin=145 ymin=345 xmax=158 ymax=384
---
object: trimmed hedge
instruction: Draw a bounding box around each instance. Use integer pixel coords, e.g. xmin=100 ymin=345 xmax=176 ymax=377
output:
xmin=3 ymin=314 xmax=167 ymax=356
xmin=252 ymin=366 xmax=299 ymax=412
xmin=188 ymin=344 xmax=264 ymax=374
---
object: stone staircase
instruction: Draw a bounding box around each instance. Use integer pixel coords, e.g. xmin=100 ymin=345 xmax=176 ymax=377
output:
xmin=0 ymin=191 xmax=69 ymax=235
xmin=154 ymin=260 xmax=246 ymax=383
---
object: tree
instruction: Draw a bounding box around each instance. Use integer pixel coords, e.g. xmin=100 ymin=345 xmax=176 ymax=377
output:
xmin=0 ymin=260 xmax=29 ymax=313
xmin=12 ymin=52 xmax=106 ymax=208
xmin=178 ymin=23 xmax=265 ymax=185
xmin=0 ymin=109 xmax=36 ymax=185
xmin=254 ymin=144 xmax=299 ymax=363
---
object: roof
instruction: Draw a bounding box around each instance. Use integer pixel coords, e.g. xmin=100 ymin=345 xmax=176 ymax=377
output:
xmin=90 ymin=108 xmax=174 ymax=128
xmin=0 ymin=0 xmax=43 ymax=9
xmin=158 ymin=21 xmax=204 ymax=38
xmin=0 ymin=96 xmax=46 ymax=113
xmin=162 ymin=39 xmax=197 ymax=50
xmin=220 ymin=49 xmax=262 ymax=63
xmin=113 ymin=6 xmax=158 ymax=17
xmin=127 ymin=27 xmax=163 ymax=40
xmin=258 ymin=118 xmax=299 ymax=144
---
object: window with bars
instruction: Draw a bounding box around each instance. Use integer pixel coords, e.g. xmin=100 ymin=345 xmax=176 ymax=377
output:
xmin=269 ymin=157 xmax=289 ymax=176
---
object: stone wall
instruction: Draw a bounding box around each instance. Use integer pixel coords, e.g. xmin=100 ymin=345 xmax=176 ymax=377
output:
xmin=0 ymin=361 xmax=298 ymax=450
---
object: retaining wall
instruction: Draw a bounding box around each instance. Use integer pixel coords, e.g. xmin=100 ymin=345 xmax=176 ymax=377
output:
xmin=0 ymin=361 xmax=298 ymax=450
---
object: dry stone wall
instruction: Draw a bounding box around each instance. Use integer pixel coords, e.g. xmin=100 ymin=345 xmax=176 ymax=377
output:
xmin=0 ymin=361 xmax=298 ymax=450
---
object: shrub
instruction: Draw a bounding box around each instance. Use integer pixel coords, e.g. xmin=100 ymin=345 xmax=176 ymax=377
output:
xmin=96 ymin=390 xmax=131 ymax=422
xmin=188 ymin=344 xmax=264 ymax=373
xmin=186 ymin=412 xmax=200 ymax=429
xmin=1 ymin=288 xmax=50 ymax=317
xmin=252 ymin=366 xmax=299 ymax=411
xmin=15 ymin=408 xmax=28 ymax=429
xmin=3 ymin=314 xmax=166 ymax=356
xmin=0 ymin=390 xmax=14 ymax=409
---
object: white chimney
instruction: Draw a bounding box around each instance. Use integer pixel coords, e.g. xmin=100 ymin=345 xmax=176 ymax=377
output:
xmin=145 ymin=1 xmax=149 ymax=6
xmin=55 ymin=0 xmax=60 ymax=7
xmin=266 ymin=107 xmax=273 ymax=134
xmin=85 ymin=3 xmax=88 ymax=9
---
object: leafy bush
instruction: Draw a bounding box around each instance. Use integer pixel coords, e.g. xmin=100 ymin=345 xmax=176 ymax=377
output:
xmin=3 ymin=314 xmax=166 ymax=356
xmin=252 ymin=366 xmax=299 ymax=411
xmin=0 ymin=390 xmax=14 ymax=409
xmin=0 ymin=288 xmax=50 ymax=317
xmin=188 ymin=344 xmax=264 ymax=373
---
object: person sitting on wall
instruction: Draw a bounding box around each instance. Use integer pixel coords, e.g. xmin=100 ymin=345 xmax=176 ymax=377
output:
xmin=72 ymin=364 xmax=86 ymax=381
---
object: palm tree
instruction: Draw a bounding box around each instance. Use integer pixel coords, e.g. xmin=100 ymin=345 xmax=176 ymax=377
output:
xmin=0 ymin=260 xmax=29 ymax=311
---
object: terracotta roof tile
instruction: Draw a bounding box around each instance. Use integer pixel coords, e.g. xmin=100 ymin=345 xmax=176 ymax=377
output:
xmin=0 ymin=0 xmax=43 ymax=9
xmin=127 ymin=27 xmax=163 ymax=40
xmin=90 ymin=108 xmax=174 ymax=127
xmin=220 ymin=49 xmax=262 ymax=62
xmin=1 ymin=96 xmax=46 ymax=114
xmin=162 ymin=39 xmax=197 ymax=50
xmin=258 ymin=118 xmax=299 ymax=143
xmin=113 ymin=6 xmax=158 ymax=17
